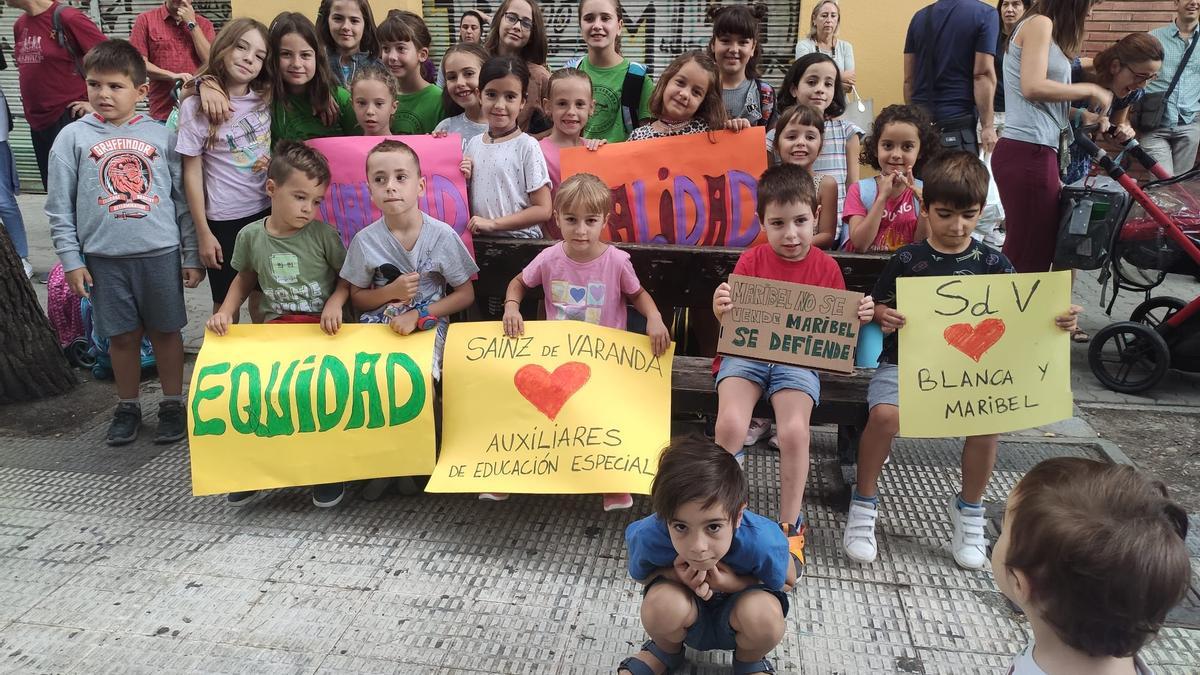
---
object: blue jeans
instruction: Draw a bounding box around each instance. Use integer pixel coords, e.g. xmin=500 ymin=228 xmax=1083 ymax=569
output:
xmin=0 ymin=140 xmax=27 ymax=258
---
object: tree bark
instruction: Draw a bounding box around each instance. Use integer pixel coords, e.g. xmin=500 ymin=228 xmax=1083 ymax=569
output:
xmin=0 ymin=225 xmax=76 ymax=403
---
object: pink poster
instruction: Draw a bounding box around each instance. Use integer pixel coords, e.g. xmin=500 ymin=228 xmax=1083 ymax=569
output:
xmin=306 ymin=135 xmax=473 ymax=253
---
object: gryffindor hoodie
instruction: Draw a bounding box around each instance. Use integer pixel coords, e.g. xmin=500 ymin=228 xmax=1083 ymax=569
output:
xmin=46 ymin=113 xmax=198 ymax=272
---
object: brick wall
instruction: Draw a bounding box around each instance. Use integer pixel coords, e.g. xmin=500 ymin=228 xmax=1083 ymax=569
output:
xmin=1084 ymin=0 xmax=1179 ymax=55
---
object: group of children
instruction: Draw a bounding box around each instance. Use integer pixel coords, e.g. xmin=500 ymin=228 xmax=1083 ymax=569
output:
xmin=43 ymin=2 xmax=1193 ymax=674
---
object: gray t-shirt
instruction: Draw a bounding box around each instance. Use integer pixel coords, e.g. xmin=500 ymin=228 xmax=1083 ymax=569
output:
xmin=434 ymin=113 xmax=488 ymax=149
xmin=722 ymin=78 xmax=759 ymax=124
xmin=340 ymin=214 xmax=479 ymax=375
xmin=463 ymin=132 xmax=551 ymax=239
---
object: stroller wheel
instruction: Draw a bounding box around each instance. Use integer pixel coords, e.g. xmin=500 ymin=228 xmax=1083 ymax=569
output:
xmin=1088 ymin=321 xmax=1171 ymax=394
xmin=66 ymin=338 xmax=97 ymax=368
xmin=1130 ymin=296 xmax=1187 ymax=328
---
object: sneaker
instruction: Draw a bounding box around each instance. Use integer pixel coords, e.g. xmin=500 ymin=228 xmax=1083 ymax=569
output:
xmin=479 ymin=492 xmax=509 ymax=501
xmin=226 ymin=490 xmax=259 ymax=506
xmin=602 ymin=493 xmax=634 ymax=511
xmin=106 ymin=402 xmax=142 ymax=446
xmin=744 ymin=418 xmax=771 ymax=446
xmin=154 ymin=400 xmax=187 ymax=444
xmin=780 ymin=521 xmax=807 ymax=578
xmin=843 ymin=500 xmax=879 ymax=563
xmin=312 ymin=482 xmax=345 ymax=508
xmin=947 ymin=496 xmax=988 ymax=570
xmin=360 ymin=478 xmax=392 ymax=502
xmin=21 ymin=258 xmax=33 ymax=279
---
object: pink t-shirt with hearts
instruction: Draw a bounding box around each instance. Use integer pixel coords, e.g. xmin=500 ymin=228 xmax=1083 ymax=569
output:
xmin=521 ymin=242 xmax=642 ymax=329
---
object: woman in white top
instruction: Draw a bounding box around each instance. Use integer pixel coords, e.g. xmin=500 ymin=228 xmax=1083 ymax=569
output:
xmin=794 ymin=0 xmax=855 ymax=90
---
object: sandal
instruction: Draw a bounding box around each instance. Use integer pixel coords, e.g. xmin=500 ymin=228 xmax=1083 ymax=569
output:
xmin=1071 ymin=329 xmax=1091 ymax=344
xmin=617 ymin=639 xmax=684 ymax=675
xmin=732 ymin=656 xmax=777 ymax=674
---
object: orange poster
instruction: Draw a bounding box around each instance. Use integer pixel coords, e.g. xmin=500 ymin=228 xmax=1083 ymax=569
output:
xmin=560 ymin=127 xmax=768 ymax=247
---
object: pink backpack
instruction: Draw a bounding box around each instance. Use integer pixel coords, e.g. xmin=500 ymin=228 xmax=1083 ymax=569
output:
xmin=45 ymin=263 xmax=90 ymax=365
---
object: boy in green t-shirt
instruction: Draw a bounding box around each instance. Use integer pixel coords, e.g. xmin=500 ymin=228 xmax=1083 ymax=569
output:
xmin=379 ymin=11 xmax=444 ymax=134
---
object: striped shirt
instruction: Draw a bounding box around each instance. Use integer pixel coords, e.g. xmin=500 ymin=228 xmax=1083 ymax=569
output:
xmin=1148 ymin=22 xmax=1200 ymax=127
xmin=814 ymin=118 xmax=864 ymax=242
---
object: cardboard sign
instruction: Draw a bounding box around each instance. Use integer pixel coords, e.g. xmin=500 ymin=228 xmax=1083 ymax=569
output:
xmin=898 ymin=271 xmax=1073 ymax=438
xmin=717 ymin=274 xmax=864 ymax=374
xmin=188 ymin=325 xmax=437 ymax=495
xmin=306 ymin=135 xmax=473 ymax=251
xmin=560 ymin=128 xmax=768 ymax=247
xmin=426 ymin=321 xmax=673 ymax=494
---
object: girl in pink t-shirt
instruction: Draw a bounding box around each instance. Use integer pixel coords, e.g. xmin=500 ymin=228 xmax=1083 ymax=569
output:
xmin=497 ymin=173 xmax=671 ymax=511
xmin=842 ymin=105 xmax=939 ymax=253
xmin=538 ymin=67 xmax=605 ymax=238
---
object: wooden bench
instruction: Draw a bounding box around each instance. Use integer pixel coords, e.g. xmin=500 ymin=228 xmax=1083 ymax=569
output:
xmin=472 ymin=237 xmax=890 ymax=463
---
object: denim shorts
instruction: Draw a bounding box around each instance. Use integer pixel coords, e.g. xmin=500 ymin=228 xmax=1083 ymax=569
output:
xmin=643 ymin=577 xmax=790 ymax=652
xmin=867 ymin=363 xmax=900 ymax=410
xmin=716 ymin=356 xmax=821 ymax=406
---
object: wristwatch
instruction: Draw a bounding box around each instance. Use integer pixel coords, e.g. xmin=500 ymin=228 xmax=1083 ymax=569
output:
xmin=416 ymin=307 xmax=439 ymax=331
xmin=186 ymin=21 xmax=197 ymax=32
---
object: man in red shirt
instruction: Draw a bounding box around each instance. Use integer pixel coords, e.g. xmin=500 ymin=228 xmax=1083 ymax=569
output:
xmin=129 ymin=0 xmax=215 ymax=123
xmin=10 ymin=0 xmax=106 ymax=186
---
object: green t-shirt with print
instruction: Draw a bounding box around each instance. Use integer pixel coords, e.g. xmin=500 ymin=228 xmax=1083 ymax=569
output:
xmin=271 ymin=86 xmax=359 ymax=143
xmin=391 ymin=84 xmax=445 ymax=135
xmin=578 ymin=57 xmax=654 ymax=143
xmin=230 ymin=218 xmax=348 ymax=322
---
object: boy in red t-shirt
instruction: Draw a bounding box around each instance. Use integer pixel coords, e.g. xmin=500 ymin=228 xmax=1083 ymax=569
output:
xmin=712 ymin=163 xmax=874 ymax=574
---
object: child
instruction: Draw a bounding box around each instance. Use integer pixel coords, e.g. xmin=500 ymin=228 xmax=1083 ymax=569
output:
xmin=539 ymin=68 xmax=606 ymax=237
xmin=46 ymin=39 xmax=203 ymax=446
xmin=269 ymin=12 xmax=359 ymax=142
xmin=842 ymin=151 xmax=1082 ymax=571
xmin=708 ymin=4 xmax=776 ymax=128
xmin=565 ymin=0 xmax=654 ymax=142
xmin=712 ymin=163 xmax=874 ymax=571
xmin=843 ymin=104 xmax=939 ymax=253
xmin=340 ymin=140 xmax=478 ymax=501
xmin=993 ymin=457 xmax=1190 ymax=675
xmin=378 ymin=11 xmax=444 ymax=135
xmin=500 ymin=173 xmax=670 ymax=509
xmin=461 ymin=56 xmax=552 ymax=240
xmin=776 ymin=53 xmax=861 ymax=239
xmin=432 ymin=42 xmax=490 ymax=146
xmin=483 ymin=0 xmax=552 ymax=132
xmin=176 ymin=18 xmax=273 ymax=320
xmin=205 ymin=141 xmax=351 ymax=508
xmin=773 ymin=104 xmax=838 ymax=250
xmin=627 ymin=50 xmax=747 ymax=141
xmin=316 ymin=0 xmax=380 ymax=86
xmin=619 ymin=437 xmax=798 ymax=675
xmin=351 ymin=63 xmax=399 ymax=136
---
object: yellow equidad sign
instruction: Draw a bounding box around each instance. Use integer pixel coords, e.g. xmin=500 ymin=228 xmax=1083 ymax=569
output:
xmin=427 ymin=321 xmax=673 ymax=494
xmin=898 ymin=271 xmax=1073 ymax=438
xmin=188 ymin=324 xmax=436 ymax=495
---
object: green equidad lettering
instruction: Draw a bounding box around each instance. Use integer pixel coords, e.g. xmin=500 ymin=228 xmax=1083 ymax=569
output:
xmin=317 ymin=355 xmax=350 ymax=431
xmin=191 ymin=362 xmax=230 ymax=436
xmin=346 ymin=352 xmax=384 ymax=430
xmin=386 ymin=352 xmax=425 ymax=425
xmin=229 ymin=362 xmax=262 ymax=434
xmin=294 ymin=355 xmax=317 ymax=433
xmin=259 ymin=360 xmax=299 ymax=437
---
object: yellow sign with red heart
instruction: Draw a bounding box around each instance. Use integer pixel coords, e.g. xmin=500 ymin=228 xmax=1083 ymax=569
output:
xmin=426 ymin=321 xmax=674 ymax=494
xmin=897 ymin=271 xmax=1073 ymax=438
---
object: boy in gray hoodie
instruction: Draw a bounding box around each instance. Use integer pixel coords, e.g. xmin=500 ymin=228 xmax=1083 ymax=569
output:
xmin=45 ymin=39 xmax=204 ymax=446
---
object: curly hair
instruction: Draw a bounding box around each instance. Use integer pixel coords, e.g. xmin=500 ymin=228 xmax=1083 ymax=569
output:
xmin=859 ymin=104 xmax=940 ymax=173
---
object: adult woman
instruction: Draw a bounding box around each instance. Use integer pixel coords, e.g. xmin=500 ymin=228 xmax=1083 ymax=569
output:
xmin=459 ymin=9 xmax=486 ymax=43
xmin=995 ymin=0 xmax=1031 ymax=130
xmin=484 ymin=0 xmax=551 ymax=131
xmin=794 ymin=0 xmax=855 ymax=90
xmin=992 ymin=1 xmax=1111 ymax=281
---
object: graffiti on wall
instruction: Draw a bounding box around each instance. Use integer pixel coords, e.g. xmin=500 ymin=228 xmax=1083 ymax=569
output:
xmin=423 ymin=0 xmax=799 ymax=84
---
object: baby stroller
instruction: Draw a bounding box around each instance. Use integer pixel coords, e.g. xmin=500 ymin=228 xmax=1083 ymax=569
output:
xmin=1068 ymin=135 xmax=1200 ymax=393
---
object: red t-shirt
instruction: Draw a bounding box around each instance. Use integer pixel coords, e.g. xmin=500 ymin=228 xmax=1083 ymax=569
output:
xmin=14 ymin=2 xmax=107 ymax=130
xmin=713 ymin=244 xmax=847 ymax=373
xmin=129 ymin=6 xmax=215 ymax=121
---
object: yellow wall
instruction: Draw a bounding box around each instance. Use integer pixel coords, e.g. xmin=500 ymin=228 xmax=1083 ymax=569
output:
xmin=828 ymin=0 xmax=927 ymax=111
xmin=228 ymin=0 xmax=421 ymax=26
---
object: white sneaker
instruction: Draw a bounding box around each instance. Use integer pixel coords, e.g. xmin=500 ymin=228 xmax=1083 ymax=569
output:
xmin=843 ymin=500 xmax=879 ymax=563
xmin=947 ymin=496 xmax=988 ymax=570
xmin=744 ymin=418 xmax=771 ymax=446
xmin=21 ymin=258 xmax=33 ymax=279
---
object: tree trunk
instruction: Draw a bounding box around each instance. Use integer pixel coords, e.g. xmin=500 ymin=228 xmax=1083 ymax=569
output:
xmin=0 ymin=225 xmax=76 ymax=403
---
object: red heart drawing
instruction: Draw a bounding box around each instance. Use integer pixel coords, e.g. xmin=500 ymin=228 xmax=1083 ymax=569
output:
xmin=513 ymin=362 xmax=591 ymax=420
xmin=943 ymin=318 xmax=1006 ymax=362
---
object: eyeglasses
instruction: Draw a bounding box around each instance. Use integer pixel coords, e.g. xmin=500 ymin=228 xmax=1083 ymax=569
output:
xmin=1124 ymin=65 xmax=1159 ymax=83
xmin=503 ymin=12 xmax=533 ymax=31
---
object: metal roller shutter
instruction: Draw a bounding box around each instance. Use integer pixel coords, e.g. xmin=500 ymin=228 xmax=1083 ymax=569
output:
xmin=421 ymin=0 xmax=800 ymax=87
xmin=0 ymin=0 xmax=231 ymax=192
